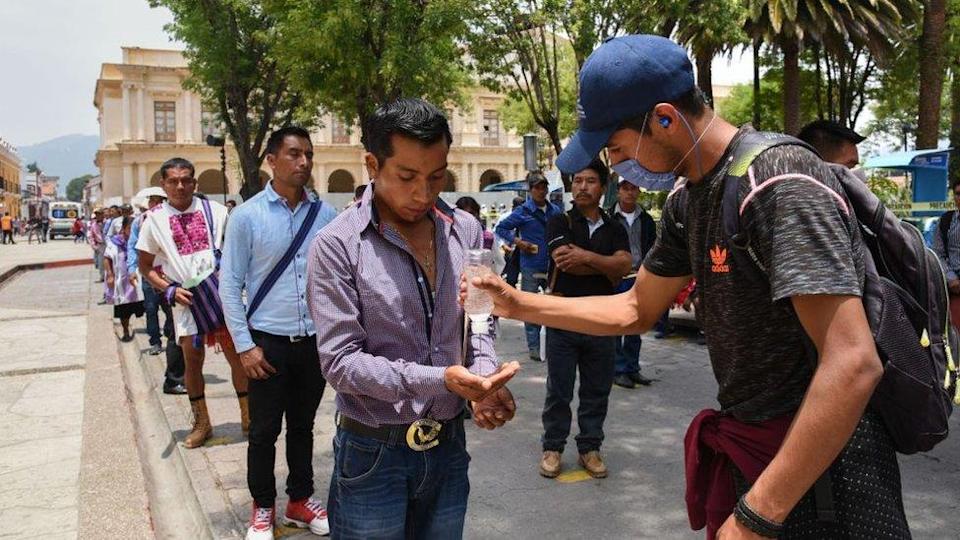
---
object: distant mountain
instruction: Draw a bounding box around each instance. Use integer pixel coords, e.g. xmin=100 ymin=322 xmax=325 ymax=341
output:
xmin=17 ymin=134 xmax=99 ymax=195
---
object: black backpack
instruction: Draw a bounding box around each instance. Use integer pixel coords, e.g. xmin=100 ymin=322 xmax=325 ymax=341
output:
xmin=711 ymin=131 xmax=958 ymax=455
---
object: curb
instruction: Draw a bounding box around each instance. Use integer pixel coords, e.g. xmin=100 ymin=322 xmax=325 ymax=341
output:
xmin=117 ymin=336 xmax=215 ymax=540
xmin=0 ymin=258 xmax=93 ymax=288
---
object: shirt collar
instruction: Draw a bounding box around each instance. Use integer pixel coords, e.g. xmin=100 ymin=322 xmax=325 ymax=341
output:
xmin=569 ymin=204 xmax=610 ymax=225
xmin=351 ymin=181 xmax=456 ymax=235
xmin=264 ymin=180 xmax=314 ymax=206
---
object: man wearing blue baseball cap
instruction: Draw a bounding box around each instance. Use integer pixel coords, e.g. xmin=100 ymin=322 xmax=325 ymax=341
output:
xmin=468 ymin=35 xmax=908 ymax=539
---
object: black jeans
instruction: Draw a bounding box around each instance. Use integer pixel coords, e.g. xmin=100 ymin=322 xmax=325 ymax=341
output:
xmin=161 ymin=299 xmax=183 ymax=388
xmin=542 ymin=328 xmax=616 ymax=453
xmin=142 ymin=281 xmax=162 ymax=346
xmin=1 ymin=230 xmax=13 ymax=244
xmin=248 ymin=330 xmax=326 ymax=508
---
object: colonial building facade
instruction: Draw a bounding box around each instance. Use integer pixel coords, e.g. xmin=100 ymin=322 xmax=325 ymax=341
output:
xmin=94 ymin=47 xmax=526 ymax=204
xmin=0 ymin=138 xmax=22 ymax=218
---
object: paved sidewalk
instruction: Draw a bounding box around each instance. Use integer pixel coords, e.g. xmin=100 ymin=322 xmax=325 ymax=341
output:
xmin=121 ymin=306 xmax=960 ymax=539
xmin=0 ymin=239 xmax=92 ymax=278
xmin=0 ymin=265 xmax=151 ymax=540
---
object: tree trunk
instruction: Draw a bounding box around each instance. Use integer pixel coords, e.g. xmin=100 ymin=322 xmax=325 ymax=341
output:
xmin=237 ymin=149 xmax=264 ymax=201
xmin=813 ymin=44 xmax=824 ymax=119
xmin=781 ymin=37 xmax=801 ymax=135
xmin=917 ymin=0 xmax=947 ymax=149
xmin=950 ymin=68 xmax=960 ymax=188
xmin=753 ymin=37 xmax=761 ymax=128
xmin=695 ymin=49 xmax=714 ymax=106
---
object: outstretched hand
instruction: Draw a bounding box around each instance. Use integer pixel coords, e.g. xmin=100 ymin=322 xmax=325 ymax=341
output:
xmin=445 ymin=361 xmax=520 ymax=402
xmin=459 ymin=272 xmax=520 ymax=319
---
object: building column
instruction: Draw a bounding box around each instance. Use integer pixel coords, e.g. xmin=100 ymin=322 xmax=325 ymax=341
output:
xmin=137 ymin=163 xmax=148 ymax=192
xmin=136 ymin=86 xmax=146 ymax=140
xmin=183 ymin=91 xmax=193 ymax=143
xmin=468 ymin=163 xmax=476 ymax=192
xmin=122 ymin=165 xmax=134 ymax=200
xmin=460 ymin=163 xmax=468 ymax=190
xmin=121 ymin=84 xmax=131 ymax=141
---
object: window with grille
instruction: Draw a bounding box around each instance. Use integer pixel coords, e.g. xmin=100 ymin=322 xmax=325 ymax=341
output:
xmin=154 ymin=101 xmax=176 ymax=142
xmin=482 ymin=110 xmax=500 ymax=146
xmin=331 ymin=117 xmax=350 ymax=144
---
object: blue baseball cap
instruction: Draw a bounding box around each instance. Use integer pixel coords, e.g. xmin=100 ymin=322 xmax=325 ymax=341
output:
xmin=557 ymin=35 xmax=695 ymax=174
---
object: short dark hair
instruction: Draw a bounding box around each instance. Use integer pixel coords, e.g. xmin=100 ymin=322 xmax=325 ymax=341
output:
xmin=160 ymin=157 xmax=195 ymax=180
xmin=354 ymin=184 xmax=367 ymax=200
xmin=618 ymin=87 xmax=709 ymax=135
xmin=578 ymin=158 xmax=610 ymax=186
xmin=266 ymin=126 xmax=312 ymax=156
xmin=361 ymin=98 xmax=452 ymax=166
xmin=797 ymin=120 xmax=865 ymax=154
xmin=455 ymin=196 xmax=481 ymax=216
xmin=512 ymin=196 xmax=525 ymax=209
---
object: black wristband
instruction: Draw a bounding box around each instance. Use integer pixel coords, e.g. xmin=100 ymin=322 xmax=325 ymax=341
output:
xmin=733 ymin=495 xmax=783 ymax=538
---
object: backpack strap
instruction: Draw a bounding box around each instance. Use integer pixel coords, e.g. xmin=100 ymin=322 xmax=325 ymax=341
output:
xmin=939 ymin=210 xmax=955 ymax=252
xmin=246 ymin=200 xmax=322 ymax=320
xmin=199 ymin=197 xmax=222 ymax=269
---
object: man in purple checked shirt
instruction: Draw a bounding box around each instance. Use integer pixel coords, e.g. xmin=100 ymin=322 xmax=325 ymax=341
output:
xmin=306 ymin=98 xmax=520 ymax=539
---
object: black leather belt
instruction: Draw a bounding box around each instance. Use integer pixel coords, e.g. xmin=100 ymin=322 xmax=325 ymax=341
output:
xmin=336 ymin=412 xmax=463 ymax=451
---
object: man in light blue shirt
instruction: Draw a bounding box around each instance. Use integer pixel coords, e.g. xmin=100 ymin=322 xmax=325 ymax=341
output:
xmin=219 ymin=127 xmax=336 ymax=540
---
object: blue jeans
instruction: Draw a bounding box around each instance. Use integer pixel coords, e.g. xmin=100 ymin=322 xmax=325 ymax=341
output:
xmin=543 ymin=328 xmax=616 ymax=453
xmin=614 ymin=277 xmax=642 ymax=375
xmin=328 ymin=422 xmax=470 ymax=539
xmin=142 ymin=281 xmax=162 ymax=347
xmin=520 ymin=267 xmax=547 ymax=352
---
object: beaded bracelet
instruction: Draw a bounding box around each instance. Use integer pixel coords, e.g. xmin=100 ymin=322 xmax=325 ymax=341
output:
xmin=733 ymin=495 xmax=783 ymax=538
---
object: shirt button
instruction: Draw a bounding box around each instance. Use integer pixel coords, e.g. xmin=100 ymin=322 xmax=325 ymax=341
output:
xmin=300 ymin=294 xmax=305 ymax=299
xmin=433 ymin=347 xmax=439 ymax=352
xmin=298 ymin=275 xmax=302 ymax=279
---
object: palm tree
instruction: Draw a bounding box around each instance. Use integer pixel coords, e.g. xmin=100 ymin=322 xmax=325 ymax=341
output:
xmin=669 ymin=0 xmax=749 ymax=106
xmin=746 ymin=0 xmax=912 ymax=135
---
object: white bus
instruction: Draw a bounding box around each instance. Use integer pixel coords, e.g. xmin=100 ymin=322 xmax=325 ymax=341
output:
xmin=48 ymin=201 xmax=82 ymax=239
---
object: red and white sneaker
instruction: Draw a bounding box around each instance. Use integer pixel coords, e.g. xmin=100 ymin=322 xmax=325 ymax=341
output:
xmin=245 ymin=505 xmax=275 ymax=540
xmin=283 ymin=497 xmax=330 ymax=536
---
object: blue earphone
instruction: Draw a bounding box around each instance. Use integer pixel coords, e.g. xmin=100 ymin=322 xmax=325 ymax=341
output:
xmin=659 ymin=116 xmax=671 ymax=128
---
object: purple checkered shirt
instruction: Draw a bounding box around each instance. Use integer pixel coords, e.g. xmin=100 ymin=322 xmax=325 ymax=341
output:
xmin=306 ymin=183 xmax=499 ymax=427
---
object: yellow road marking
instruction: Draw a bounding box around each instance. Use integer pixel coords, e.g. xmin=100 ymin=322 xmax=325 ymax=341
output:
xmin=555 ymin=469 xmax=593 ymax=483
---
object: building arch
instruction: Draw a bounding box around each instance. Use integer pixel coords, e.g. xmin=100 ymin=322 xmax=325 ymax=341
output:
xmin=328 ymin=169 xmax=355 ymax=193
xmin=197 ymin=169 xmax=226 ymax=195
xmin=444 ymin=170 xmax=458 ymax=192
xmin=479 ymin=169 xmax=503 ymax=190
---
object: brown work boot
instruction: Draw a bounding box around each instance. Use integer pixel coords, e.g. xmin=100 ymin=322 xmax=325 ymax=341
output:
xmin=184 ymin=397 xmax=212 ymax=449
xmin=578 ymin=450 xmax=608 ymax=478
xmin=539 ymin=451 xmax=562 ymax=478
xmin=237 ymin=393 xmax=250 ymax=436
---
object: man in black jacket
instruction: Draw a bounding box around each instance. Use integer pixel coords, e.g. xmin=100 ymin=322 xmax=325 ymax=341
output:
xmin=608 ymin=178 xmax=657 ymax=388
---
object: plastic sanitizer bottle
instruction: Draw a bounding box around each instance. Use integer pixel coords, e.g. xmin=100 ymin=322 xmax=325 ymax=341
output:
xmin=464 ymin=249 xmax=495 ymax=334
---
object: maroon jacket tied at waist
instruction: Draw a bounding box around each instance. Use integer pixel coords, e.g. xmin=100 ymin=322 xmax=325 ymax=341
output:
xmin=684 ymin=409 xmax=794 ymax=539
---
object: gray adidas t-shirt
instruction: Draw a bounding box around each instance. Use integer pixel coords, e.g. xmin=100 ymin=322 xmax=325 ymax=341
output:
xmin=644 ymin=128 xmax=865 ymax=422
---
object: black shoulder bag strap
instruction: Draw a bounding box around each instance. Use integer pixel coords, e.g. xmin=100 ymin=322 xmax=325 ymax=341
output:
xmin=246 ymin=200 xmax=322 ymax=320
xmin=940 ymin=210 xmax=955 ymax=253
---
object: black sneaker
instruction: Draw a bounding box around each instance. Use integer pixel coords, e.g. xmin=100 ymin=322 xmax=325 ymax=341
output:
xmin=148 ymin=344 xmax=163 ymax=355
xmin=528 ymin=350 xmax=544 ymax=362
xmin=163 ymin=383 xmax=188 ymax=395
xmin=613 ymin=374 xmax=636 ymax=389
xmin=628 ymin=372 xmax=654 ymax=386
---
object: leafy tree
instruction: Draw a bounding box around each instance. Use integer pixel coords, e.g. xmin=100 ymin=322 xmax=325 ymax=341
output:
xmin=468 ymin=0 xmax=571 ymax=159
xmin=150 ymin=0 xmax=314 ymax=199
xmin=66 ymin=174 xmax=93 ymax=203
xmin=655 ymin=0 xmax=749 ymax=105
xmin=866 ymin=172 xmax=912 ymax=207
xmin=266 ymin=0 xmax=470 ymax=130
xmin=717 ymin=56 xmax=822 ymax=132
xmin=25 ymin=162 xmax=40 ymax=174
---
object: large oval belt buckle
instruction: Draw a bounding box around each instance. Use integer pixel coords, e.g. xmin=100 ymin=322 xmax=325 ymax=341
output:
xmin=406 ymin=418 xmax=442 ymax=451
